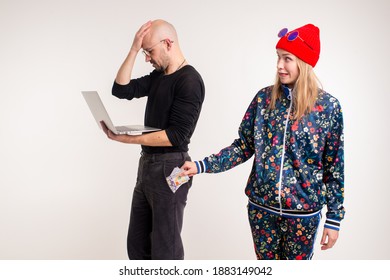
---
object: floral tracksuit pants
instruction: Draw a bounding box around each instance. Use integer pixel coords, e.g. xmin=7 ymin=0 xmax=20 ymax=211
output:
xmin=248 ymin=202 xmax=322 ymax=260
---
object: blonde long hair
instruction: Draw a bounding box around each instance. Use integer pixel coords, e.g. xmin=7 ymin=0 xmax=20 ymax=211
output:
xmin=270 ymin=58 xmax=322 ymax=120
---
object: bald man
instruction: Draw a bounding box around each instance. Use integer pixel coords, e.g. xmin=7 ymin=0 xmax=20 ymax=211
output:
xmin=102 ymin=20 xmax=205 ymax=260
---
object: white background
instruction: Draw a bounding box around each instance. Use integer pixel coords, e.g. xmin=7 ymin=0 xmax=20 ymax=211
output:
xmin=0 ymin=0 xmax=389 ymax=260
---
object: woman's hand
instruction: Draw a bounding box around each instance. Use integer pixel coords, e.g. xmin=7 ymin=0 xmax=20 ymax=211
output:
xmin=181 ymin=161 xmax=198 ymax=177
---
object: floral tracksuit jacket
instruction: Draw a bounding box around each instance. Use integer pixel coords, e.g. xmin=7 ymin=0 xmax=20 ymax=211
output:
xmin=196 ymin=85 xmax=345 ymax=231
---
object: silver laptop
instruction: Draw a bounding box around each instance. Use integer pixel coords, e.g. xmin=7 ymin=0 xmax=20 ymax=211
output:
xmin=82 ymin=91 xmax=161 ymax=135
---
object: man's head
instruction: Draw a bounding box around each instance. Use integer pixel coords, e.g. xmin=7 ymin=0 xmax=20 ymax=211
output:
xmin=141 ymin=20 xmax=181 ymax=72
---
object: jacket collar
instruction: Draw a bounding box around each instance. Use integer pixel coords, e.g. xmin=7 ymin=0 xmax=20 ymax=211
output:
xmin=281 ymin=84 xmax=292 ymax=100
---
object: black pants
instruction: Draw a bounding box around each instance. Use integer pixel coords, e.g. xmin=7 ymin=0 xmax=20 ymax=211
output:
xmin=127 ymin=152 xmax=192 ymax=260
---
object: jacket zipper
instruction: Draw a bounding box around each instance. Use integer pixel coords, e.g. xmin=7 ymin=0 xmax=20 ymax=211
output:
xmin=277 ymin=89 xmax=292 ymax=215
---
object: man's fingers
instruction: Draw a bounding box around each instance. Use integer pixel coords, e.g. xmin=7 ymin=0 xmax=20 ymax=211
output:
xmin=137 ymin=21 xmax=152 ymax=38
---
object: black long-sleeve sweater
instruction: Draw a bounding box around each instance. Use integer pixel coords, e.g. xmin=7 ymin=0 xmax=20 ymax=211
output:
xmin=112 ymin=65 xmax=205 ymax=154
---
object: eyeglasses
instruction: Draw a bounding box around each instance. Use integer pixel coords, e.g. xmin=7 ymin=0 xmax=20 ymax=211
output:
xmin=278 ymin=28 xmax=313 ymax=50
xmin=142 ymin=39 xmax=173 ymax=57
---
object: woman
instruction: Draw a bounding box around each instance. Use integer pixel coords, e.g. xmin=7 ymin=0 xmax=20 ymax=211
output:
xmin=181 ymin=24 xmax=345 ymax=260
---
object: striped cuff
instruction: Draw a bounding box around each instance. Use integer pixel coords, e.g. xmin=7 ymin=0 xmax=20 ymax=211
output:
xmin=324 ymin=219 xmax=341 ymax=231
xmin=194 ymin=160 xmax=207 ymax=174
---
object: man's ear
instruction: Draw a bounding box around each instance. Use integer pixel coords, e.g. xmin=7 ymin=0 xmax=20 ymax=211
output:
xmin=165 ymin=39 xmax=173 ymax=49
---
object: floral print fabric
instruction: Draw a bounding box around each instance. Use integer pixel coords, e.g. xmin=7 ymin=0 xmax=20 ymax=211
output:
xmin=204 ymin=86 xmax=345 ymax=228
xmin=248 ymin=202 xmax=321 ymax=260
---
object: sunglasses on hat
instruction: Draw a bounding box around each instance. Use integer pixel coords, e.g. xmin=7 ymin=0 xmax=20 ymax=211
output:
xmin=278 ymin=28 xmax=313 ymax=50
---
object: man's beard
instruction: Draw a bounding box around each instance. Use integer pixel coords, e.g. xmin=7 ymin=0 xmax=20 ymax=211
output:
xmin=154 ymin=65 xmax=166 ymax=72
xmin=151 ymin=59 xmax=167 ymax=72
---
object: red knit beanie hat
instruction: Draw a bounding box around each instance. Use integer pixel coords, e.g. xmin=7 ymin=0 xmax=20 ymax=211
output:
xmin=276 ymin=24 xmax=320 ymax=67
